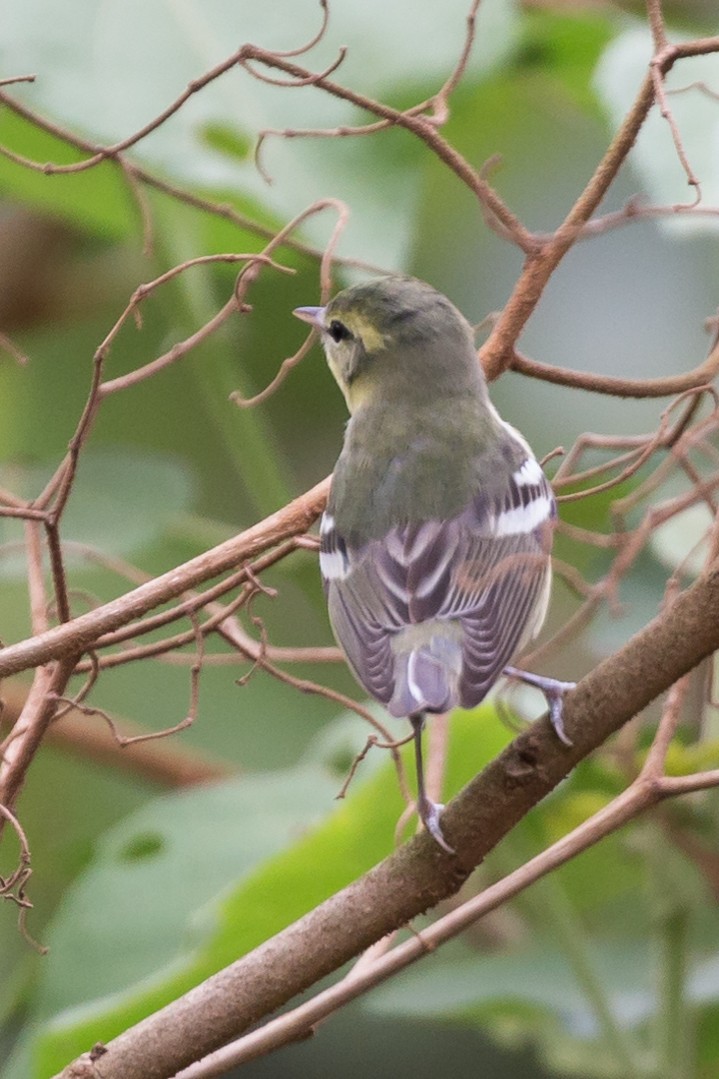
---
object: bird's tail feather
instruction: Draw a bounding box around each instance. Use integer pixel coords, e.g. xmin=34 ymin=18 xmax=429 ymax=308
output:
xmin=389 ymin=640 xmax=461 ymax=717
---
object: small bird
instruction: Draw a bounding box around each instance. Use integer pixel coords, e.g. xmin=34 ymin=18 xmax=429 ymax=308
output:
xmin=294 ymin=276 xmax=571 ymax=852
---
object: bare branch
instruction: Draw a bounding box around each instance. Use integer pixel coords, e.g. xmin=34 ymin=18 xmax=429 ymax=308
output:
xmin=511 ymin=346 xmax=719 ymax=399
xmin=0 ymin=683 xmax=232 ymax=788
xmin=0 ymin=478 xmax=330 ymax=679
xmin=0 ymin=74 xmax=35 ymax=87
xmin=53 ymin=560 xmax=719 ymax=1079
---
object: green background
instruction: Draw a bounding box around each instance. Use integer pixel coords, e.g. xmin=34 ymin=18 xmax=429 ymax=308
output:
xmin=0 ymin=2 xmax=718 ymax=1077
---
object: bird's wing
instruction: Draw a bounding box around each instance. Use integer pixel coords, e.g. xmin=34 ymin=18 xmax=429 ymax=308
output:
xmin=321 ymin=454 xmax=555 ymax=713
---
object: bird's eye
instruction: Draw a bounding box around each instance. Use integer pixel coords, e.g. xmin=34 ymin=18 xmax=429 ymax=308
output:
xmin=328 ymin=319 xmax=352 ymax=343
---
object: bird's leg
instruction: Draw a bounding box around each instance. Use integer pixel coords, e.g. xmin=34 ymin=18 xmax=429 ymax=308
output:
xmin=409 ymin=712 xmax=454 ymax=854
xmin=502 ymin=666 xmax=575 ymax=746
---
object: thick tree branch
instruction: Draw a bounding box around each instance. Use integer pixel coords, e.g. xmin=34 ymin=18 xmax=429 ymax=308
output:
xmin=56 ymin=561 xmax=719 ymax=1079
xmin=174 ymin=682 xmax=704 ymax=1078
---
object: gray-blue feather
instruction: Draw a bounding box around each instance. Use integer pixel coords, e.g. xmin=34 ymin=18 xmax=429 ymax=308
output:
xmin=320 ymin=450 xmax=554 ymax=718
xmin=309 ymin=274 xmax=556 ymax=722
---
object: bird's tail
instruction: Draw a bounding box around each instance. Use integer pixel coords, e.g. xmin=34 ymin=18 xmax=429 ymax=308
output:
xmin=389 ymin=636 xmax=462 ymax=717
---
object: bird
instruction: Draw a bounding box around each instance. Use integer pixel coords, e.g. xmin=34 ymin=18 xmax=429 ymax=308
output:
xmin=294 ymin=275 xmax=572 ymax=852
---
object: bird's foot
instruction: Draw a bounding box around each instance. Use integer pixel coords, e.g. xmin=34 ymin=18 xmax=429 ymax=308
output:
xmin=417 ymin=795 xmax=455 ymax=854
xmin=409 ymin=711 xmax=455 ymax=853
xmin=503 ymin=666 xmax=576 ymax=747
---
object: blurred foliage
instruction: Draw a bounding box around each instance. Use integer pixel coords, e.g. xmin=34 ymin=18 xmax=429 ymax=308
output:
xmin=0 ymin=2 xmax=718 ymax=1078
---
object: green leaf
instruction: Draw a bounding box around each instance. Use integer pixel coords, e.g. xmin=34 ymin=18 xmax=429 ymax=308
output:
xmin=28 ymin=760 xmax=343 ymax=1075
xmin=367 ymin=938 xmax=657 ymax=1078
xmin=520 ymin=10 xmax=615 ymax=113
xmin=39 ymin=767 xmax=341 ymax=1015
xmin=198 ymin=122 xmax=253 ymax=163
xmin=26 ymin=705 xmax=510 ymax=1075
xmin=367 ymin=939 xmax=653 ymax=1030
xmin=0 ymin=109 xmax=135 ymax=239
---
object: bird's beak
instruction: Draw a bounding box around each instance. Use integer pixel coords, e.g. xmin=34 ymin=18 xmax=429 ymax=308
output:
xmin=293 ymin=305 xmax=326 ymax=330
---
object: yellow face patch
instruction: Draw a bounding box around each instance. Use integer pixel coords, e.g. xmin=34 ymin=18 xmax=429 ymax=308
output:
xmin=326 ymin=353 xmax=374 ymax=413
xmin=347 ymin=313 xmax=389 ymax=354
xmin=322 ymin=310 xmax=391 ymax=413
xmin=325 ymin=353 xmax=353 ymax=411
xmin=345 ymin=379 xmax=375 ymax=412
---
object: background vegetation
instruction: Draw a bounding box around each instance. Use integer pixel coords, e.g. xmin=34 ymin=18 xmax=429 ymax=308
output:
xmin=0 ymin=1 xmax=718 ymax=1077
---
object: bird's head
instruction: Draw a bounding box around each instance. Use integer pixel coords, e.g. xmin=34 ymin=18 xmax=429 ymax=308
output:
xmin=294 ymin=275 xmax=482 ymax=413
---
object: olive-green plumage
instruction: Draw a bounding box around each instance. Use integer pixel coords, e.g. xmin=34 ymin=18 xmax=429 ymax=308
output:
xmin=317 ymin=277 xmax=525 ymax=541
xmin=293 ymin=275 xmax=557 ymax=851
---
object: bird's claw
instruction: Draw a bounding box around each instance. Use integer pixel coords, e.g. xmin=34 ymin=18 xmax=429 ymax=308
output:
xmin=545 ymin=680 xmax=575 ymax=746
xmin=503 ymin=666 xmax=576 ymax=746
xmin=418 ymin=796 xmax=455 ymax=854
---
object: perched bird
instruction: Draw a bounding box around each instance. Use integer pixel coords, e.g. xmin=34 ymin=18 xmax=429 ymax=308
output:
xmin=294 ymin=276 xmax=571 ymax=852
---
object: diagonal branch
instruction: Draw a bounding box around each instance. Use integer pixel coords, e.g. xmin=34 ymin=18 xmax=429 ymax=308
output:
xmin=175 ymin=694 xmax=714 ymax=1079
xmin=0 ymin=478 xmax=330 ymax=679
xmin=55 ymin=560 xmax=719 ymax=1079
xmin=481 ymin=31 xmax=719 ymax=381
